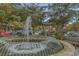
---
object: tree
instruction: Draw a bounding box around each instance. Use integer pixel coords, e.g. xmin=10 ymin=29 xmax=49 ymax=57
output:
xmin=48 ymin=3 xmax=79 ymax=40
xmin=0 ymin=4 xmax=23 ymax=31
xmin=0 ymin=3 xmax=44 ymax=34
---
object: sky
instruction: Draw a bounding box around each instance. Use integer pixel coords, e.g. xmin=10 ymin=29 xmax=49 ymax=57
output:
xmin=38 ymin=3 xmax=48 ymax=7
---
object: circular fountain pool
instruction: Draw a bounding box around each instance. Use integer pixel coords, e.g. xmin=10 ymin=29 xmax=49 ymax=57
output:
xmin=0 ymin=37 xmax=64 ymax=56
xmin=7 ymin=42 xmax=46 ymax=54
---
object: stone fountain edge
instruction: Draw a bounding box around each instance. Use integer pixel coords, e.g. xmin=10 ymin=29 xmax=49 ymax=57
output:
xmin=53 ymin=40 xmax=75 ymax=56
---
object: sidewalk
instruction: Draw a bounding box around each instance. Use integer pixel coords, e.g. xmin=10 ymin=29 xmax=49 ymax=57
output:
xmin=53 ymin=41 xmax=75 ymax=56
xmin=75 ymin=47 xmax=79 ymax=56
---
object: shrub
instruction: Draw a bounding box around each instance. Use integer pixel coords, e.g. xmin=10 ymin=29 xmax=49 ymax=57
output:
xmin=54 ymin=32 xmax=65 ymax=40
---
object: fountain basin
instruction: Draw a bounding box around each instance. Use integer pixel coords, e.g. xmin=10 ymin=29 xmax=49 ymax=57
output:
xmin=7 ymin=42 xmax=46 ymax=54
xmin=0 ymin=37 xmax=64 ymax=56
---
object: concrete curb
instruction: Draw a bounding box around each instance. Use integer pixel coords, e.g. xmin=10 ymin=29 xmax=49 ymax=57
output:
xmin=53 ymin=40 xmax=75 ymax=56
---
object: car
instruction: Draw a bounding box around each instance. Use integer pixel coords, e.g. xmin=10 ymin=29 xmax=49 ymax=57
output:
xmin=64 ymin=31 xmax=79 ymax=37
xmin=16 ymin=30 xmax=33 ymax=36
xmin=0 ymin=32 xmax=12 ymax=37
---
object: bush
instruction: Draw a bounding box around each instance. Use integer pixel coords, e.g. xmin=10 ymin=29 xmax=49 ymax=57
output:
xmin=54 ymin=32 xmax=65 ymax=40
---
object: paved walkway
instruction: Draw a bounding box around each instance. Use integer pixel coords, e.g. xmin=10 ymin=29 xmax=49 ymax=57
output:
xmin=53 ymin=41 xmax=75 ymax=56
xmin=75 ymin=47 xmax=79 ymax=56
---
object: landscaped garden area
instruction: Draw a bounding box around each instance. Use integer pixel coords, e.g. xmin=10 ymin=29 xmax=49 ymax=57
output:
xmin=0 ymin=3 xmax=79 ymax=56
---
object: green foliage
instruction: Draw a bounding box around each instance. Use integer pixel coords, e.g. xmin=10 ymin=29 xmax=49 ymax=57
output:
xmin=0 ymin=10 xmax=5 ymax=16
xmin=7 ymin=15 xmax=17 ymax=21
xmin=49 ymin=4 xmax=76 ymax=25
xmin=66 ymin=22 xmax=79 ymax=32
xmin=48 ymin=4 xmax=79 ymax=40
xmin=0 ymin=3 xmax=44 ymax=31
xmin=54 ymin=31 xmax=66 ymax=40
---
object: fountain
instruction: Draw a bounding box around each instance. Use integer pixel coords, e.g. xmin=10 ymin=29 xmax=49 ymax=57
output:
xmin=0 ymin=16 xmax=64 ymax=56
xmin=23 ymin=16 xmax=33 ymax=41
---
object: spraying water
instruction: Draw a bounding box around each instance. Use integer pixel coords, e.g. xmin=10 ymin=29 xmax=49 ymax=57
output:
xmin=24 ymin=16 xmax=33 ymax=41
